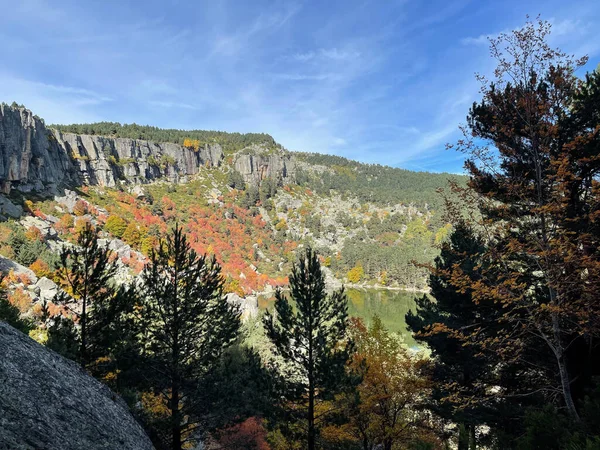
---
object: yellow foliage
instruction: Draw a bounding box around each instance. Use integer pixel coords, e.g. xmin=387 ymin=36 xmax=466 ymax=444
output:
xmin=29 ymin=259 xmax=52 ymax=279
xmin=8 ymin=287 xmax=32 ymax=313
xmin=347 ymin=265 xmax=364 ymax=283
xmin=29 ymin=328 xmax=48 ymax=344
xmin=183 ymin=138 xmax=201 ymax=151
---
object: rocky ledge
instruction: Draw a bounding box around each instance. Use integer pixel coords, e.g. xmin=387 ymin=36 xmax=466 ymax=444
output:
xmin=0 ymin=321 xmax=154 ymax=450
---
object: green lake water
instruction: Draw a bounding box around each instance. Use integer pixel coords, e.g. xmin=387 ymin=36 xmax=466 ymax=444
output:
xmin=258 ymin=288 xmax=420 ymax=349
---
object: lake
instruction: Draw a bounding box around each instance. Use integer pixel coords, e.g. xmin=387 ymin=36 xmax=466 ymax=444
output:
xmin=258 ymin=288 xmax=420 ymax=349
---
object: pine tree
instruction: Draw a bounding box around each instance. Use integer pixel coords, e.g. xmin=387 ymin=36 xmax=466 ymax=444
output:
xmin=138 ymin=225 xmax=241 ymax=450
xmin=406 ymin=223 xmax=503 ymax=449
xmin=263 ymin=247 xmax=354 ymax=450
xmin=53 ymin=222 xmax=119 ymax=366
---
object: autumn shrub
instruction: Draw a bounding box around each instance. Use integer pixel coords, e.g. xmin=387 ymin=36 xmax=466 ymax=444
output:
xmin=73 ymin=199 xmax=89 ymax=216
xmin=25 ymin=226 xmax=44 ymax=242
xmin=8 ymin=287 xmax=32 ymax=313
xmin=73 ymin=217 xmax=92 ymax=237
xmin=347 ymin=265 xmax=364 ymax=283
xmin=122 ymin=222 xmax=146 ymax=247
xmin=141 ymin=235 xmax=160 ymax=255
xmin=104 ymin=215 xmax=127 ymax=238
xmin=29 ymin=259 xmax=53 ymax=278
xmin=56 ymin=213 xmax=74 ymax=233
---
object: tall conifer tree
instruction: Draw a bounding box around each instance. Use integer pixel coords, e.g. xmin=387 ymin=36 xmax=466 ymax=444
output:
xmin=263 ymin=247 xmax=354 ymax=450
xmin=53 ymin=222 xmax=119 ymax=366
xmin=138 ymin=225 xmax=241 ymax=450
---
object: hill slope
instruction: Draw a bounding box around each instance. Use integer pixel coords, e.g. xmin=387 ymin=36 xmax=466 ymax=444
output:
xmin=0 ymin=103 xmax=464 ymax=297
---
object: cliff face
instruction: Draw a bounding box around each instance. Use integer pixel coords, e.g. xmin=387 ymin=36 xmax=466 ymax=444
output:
xmin=234 ymin=150 xmax=297 ymax=185
xmin=0 ymin=104 xmax=299 ymax=196
xmin=0 ymin=104 xmax=80 ymax=194
xmin=0 ymin=321 xmax=154 ymax=450
xmin=54 ymin=131 xmax=224 ymax=187
xmin=0 ymin=104 xmax=224 ymax=193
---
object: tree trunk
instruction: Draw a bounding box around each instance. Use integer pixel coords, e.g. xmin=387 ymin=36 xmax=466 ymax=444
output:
xmin=171 ymin=384 xmax=181 ymax=450
xmin=552 ymin=311 xmax=580 ymax=421
xmin=557 ymin=349 xmax=579 ymax=421
xmin=469 ymin=424 xmax=476 ymax=450
xmin=458 ymin=423 xmax=468 ymax=450
xmin=80 ymin=296 xmax=87 ymax=364
xmin=308 ymin=381 xmax=315 ymax=450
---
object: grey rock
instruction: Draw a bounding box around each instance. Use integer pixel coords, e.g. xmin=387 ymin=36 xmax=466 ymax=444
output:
xmin=234 ymin=148 xmax=297 ymax=185
xmin=0 ymin=256 xmax=37 ymax=283
xmin=35 ymin=276 xmax=58 ymax=302
xmin=55 ymin=189 xmax=79 ymax=212
xmin=0 ymin=104 xmax=224 ymax=194
xmin=225 ymin=293 xmax=259 ymax=319
xmin=21 ymin=215 xmax=57 ymax=238
xmin=0 ymin=322 xmax=154 ymax=450
xmin=0 ymin=196 xmax=23 ymax=218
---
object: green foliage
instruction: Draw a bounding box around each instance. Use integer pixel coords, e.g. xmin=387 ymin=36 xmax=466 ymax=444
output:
xmin=52 ymin=223 xmax=120 ymax=365
xmin=137 ymin=225 xmax=241 ymax=450
xmin=51 ymin=121 xmax=279 ymax=154
xmin=227 ymin=170 xmax=246 ymax=190
xmin=263 ymin=248 xmax=355 ymax=450
xmin=104 ymin=215 xmax=128 ymax=238
xmin=295 ymin=151 xmax=466 ymax=210
xmin=7 ymin=226 xmax=53 ymax=267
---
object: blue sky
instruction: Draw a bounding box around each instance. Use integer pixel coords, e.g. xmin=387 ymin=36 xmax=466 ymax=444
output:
xmin=1 ymin=0 xmax=599 ymax=173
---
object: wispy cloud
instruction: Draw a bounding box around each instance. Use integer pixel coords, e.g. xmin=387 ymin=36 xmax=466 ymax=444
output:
xmin=1 ymin=0 xmax=599 ymax=174
xmin=148 ymin=100 xmax=199 ymax=110
xmin=290 ymin=48 xmax=362 ymax=62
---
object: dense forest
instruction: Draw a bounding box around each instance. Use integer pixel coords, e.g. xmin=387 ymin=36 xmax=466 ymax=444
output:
xmin=51 ymin=121 xmax=280 ymax=153
xmin=2 ymin=18 xmax=600 ymax=450
xmin=295 ymin=152 xmax=463 ymax=210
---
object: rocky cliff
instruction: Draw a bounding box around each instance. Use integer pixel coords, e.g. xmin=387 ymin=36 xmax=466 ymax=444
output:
xmin=0 ymin=321 xmax=154 ymax=450
xmin=0 ymin=104 xmax=300 ymax=195
xmin=55 ymin=131 xmax=223 ymax=187
xmin=0 ymin=104 xmax=224 ymax=193
xmin=233 ymin=147 xmax=297 ymax=185
xmin=0 ymin=104 xmax=80 ymax=194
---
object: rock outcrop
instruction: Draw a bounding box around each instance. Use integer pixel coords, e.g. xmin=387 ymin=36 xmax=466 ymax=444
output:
xmin=0 ymin=103 xmax=303 ymax=198
xmin=0 ymin=321 xmax=154 ymax=450
xmin=233 ymin=147 xmax=297 ymax=185
xmin=0 ymin=104 xmax=224 ymax=194
xmin=0 ymin=104 xmax=80 ymax=194
xmin=55 ymin=131 xmax=223 ymax=187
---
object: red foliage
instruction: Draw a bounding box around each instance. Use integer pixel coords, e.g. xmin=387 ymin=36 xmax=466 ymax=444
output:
xmin=212 ymin=417 xmax=270 ymax=450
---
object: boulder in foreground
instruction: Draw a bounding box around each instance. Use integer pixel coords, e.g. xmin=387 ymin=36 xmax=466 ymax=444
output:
xmin=0 ymin=321 xmax=154 ymax=450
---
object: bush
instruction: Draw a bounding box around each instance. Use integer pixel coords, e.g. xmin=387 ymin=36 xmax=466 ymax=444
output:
xmin=29 ymin=259 xmax=53 ymax=278
xmin=73 ymin=199 xmax=89 ymax=216
xmin=104 ymin=215 xmax=128 ymax=238
xmin=347 ymin=265 xmax=364 ymax=283
xmin=17 ymin=239 xmax=47 ymax=266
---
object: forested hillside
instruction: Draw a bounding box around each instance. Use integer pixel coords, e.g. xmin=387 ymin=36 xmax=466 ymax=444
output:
xmin=51 ymin=122 xmax=280 ymax=153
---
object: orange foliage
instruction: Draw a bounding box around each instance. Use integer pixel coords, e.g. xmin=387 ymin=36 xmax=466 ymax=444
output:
xmin=8 ymin=287 xmax=32 ymax=313
xmin=29 ymin=259 xmax=52 ymax=278
xmin=25 ymin=226 xmax=44 ymax=242
xmin=73 ymin=199 xmax=89 ymax=216
xmin=56 ymin=214 xmax=74 ymax=233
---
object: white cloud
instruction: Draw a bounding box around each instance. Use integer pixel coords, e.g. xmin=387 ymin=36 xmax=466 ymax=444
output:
xmin=148 ymin=100 xmax=199 ymax=110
